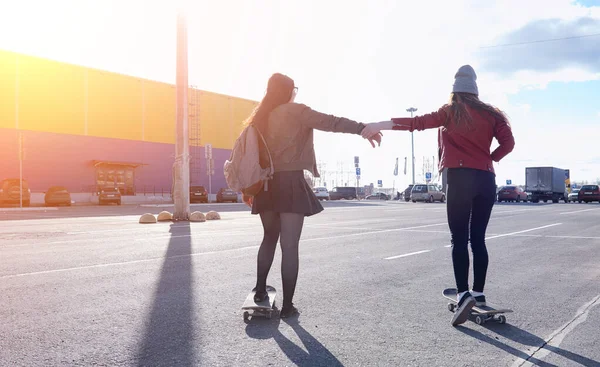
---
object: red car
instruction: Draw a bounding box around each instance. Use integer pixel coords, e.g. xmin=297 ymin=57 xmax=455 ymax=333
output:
xmin=497 ymin=186 xmax=528 ymax=202
xmin=578 ymin=185 xmax=600 ymax=203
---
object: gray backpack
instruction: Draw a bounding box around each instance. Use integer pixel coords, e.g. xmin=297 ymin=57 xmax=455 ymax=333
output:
xmin=223 ymin=125 xmax=274 ymax=196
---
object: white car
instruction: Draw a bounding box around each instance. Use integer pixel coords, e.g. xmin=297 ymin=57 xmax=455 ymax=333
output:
xmin=313 ymin=187 xmax=330 ymax=201
xmin=568 ymin=188 xmax=580 ymax=203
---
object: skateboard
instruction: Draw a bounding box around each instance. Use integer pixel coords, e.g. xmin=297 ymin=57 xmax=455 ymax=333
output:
xmin=443 ymin=288 xmax=513 ymax=325
xmin=242 ymin=285 xmax=276 ymax=321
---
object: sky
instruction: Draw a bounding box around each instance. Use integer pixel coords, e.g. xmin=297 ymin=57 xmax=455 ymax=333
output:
xmin=1 ymin=0 xmax=599 ymax=190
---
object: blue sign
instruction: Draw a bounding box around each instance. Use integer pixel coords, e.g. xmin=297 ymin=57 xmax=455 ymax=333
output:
xmin=377 ymin=180 xmax=383 ymax=187
xmin=506 ymin=179 xmax=512 ymax=185
xmin=356 ymin=167 xmax=361 ymax=176
xmin=426 ymin=172 xmax=432 ymax=182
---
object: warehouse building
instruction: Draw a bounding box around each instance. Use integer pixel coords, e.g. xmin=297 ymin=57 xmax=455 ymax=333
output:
xmin=0 ymin=49 xmax=257 ymax=199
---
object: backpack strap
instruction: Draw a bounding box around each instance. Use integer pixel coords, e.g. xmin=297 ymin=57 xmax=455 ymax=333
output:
xmin=254 ymin=126 xmax=275 ymax=191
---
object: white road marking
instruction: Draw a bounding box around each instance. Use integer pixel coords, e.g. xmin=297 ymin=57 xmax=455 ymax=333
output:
xmin=384 ymin=250 xmax=431 ymax=260
xmin=301 ymin=223 xmax=448 ymax=243
xmin=559 ymin=208 xmax=600 ymax=215
xmin=0 ymin=207 xmax=58 ymax=212
xmin=485 ymin=223 xmax=562 ymax=240
xmin=512 ymin=294 xmax=600 ymax=367
xmin=0 ymin=245 xmax=261 ymax=280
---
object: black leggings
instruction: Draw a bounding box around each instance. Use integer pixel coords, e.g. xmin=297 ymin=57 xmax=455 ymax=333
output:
xmin=255 ymin=211 xmax=305 ymax=307
xmin=447 ymin=168 xmax=496 ymax=293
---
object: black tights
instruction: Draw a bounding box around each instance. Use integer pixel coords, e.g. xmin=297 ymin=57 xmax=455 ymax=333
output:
xmin=447 ymin=168 xmax=496 ymax=293
xmin=255 ymin=211 xmax=305 ymax=308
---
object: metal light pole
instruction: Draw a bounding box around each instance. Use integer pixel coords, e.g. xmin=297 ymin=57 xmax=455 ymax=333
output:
xmin=406 ymin=107 xmax=417 ymax=185
xmin=173 ymin=12 xmax=190 ymax=220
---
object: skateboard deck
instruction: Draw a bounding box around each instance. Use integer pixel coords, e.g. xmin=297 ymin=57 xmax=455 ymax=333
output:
xmin=443 ymin=288 xmax=513 ymax=325
xmin=242 ymin=285 xmax=276 ymax=321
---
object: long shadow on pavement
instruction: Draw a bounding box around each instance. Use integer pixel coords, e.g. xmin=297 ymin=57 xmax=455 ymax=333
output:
xmin=136 ymin=222 xmax=196 ymax=366
xmin=457 ymin=323 xmax=600 ymax=367
xmin=245 ymin=316 xmax=344 ymax=366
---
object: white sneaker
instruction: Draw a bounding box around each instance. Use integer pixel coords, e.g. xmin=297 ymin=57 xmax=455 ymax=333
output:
xmin=452 ymin=291 xmax=475 ymax=326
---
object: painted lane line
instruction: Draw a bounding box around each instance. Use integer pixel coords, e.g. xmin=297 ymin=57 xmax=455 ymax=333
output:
xmin=442 ymin=225 xmax=562 ymax=248
xmin=504 ymin=234 xmax=600 ymax=241
xmin=0 ymin=245 xmax=261 ymax=280
xmin=301 ymin=223 xmax=448 ymax=243
xmin=512 ymin=294 xmax=600 ymax=367
xmin=384 ymin=250 xmax=431 ymax=260
xmin=485 ymin=223 xmax=562 ymax=240
xmin=559 ymin=208 xmax=600 ymax=215
xmin=1 ymin=223 xmax=449 ymax=278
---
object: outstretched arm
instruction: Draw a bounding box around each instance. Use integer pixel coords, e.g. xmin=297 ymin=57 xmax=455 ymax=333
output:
xmin=291 ymin=103 xmax=382 ymax=147
xmin=361 ymin=108 xmax=448 ymax=139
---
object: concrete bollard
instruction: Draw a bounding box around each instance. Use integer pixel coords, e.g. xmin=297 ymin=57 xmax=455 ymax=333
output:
xmin=157 ymin=211 xmax=173 ymax=222
xmin=190 ymin=211 xmax=206 ymax=222
xmin=139 ymin=213 xmax=157 ymax=224
xmin=206 ymin=211 xmax=221 ymax=220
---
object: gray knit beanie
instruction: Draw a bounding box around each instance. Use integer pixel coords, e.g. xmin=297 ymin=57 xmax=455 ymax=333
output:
xmin=452 ymin=65 xmax=478 ymax=96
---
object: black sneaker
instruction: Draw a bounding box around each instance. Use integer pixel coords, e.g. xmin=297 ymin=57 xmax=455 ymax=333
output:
xmin=280 ymin=304 xmax=299 ymax=319
xmin=451 ymin=292 xmax=475 ymax=326
xmin=474 ymin=295 xmax=486 ymax=307
xmin=253 ymin=289 xmax=268 ymax=303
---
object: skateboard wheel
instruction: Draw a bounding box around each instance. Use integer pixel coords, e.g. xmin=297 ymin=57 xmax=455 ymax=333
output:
xmin=497 ymin=315 xmax=506 ymax=324
xmin=447 ymin=303 xmax=455 ymax=312
xmin=475 ymin=316 xmax=484 ymax=325
xmin=243 ymin=311 xmax=249 ymax=321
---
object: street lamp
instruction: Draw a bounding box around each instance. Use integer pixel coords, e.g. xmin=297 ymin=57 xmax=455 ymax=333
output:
xmin=406 ymin=107 xmax=417 ymax=185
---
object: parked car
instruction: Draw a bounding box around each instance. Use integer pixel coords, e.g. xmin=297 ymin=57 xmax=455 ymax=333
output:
xmin=329 ymin=187 xmax=358 ymax=200
xmin=44 ymin=186 xmax=71 ymax=206
xmin=190 ymin=186 xmax=209 ymax=203
xmin=366 ymin=192 xmax=390 ymax=200
xmin=411 ymin=184 xmax=446 ymax=203
xmin=0 ymin=178 xmax=31 ymax=207
xmin=568 ymin=188 xmax=581 ymax=203
xmin=99 ymin=187 xmax=121 ymax=205
xmin=403 ymin=185 xmax=414 ymax=202
xmin=578 ymin=184 xmax=600 ymax=203
xmin=313 ymin=187 xmax=330 ymax=201
xmin=216 ymin=188 xmax=238 ymax=203
xmin=497 ymin=186 xmax=528 ymax=202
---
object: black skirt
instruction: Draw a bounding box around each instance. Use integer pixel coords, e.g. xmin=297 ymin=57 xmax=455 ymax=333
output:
xmin=251 ymin=171 xmax=324 ymax=216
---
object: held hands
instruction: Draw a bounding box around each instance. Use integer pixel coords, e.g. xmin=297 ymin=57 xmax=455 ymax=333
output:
xmin=361 ymin=121 xmax=390 ymax=141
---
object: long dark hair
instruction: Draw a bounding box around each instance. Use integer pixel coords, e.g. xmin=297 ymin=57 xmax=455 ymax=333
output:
xmin=445 ymin=92 xmax=509 ymax=129
xmin=244 ymin=73 xmax=295 ymax=134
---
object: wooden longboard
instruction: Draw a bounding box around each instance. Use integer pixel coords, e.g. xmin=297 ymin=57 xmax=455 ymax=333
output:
xmin=242 ymin=285 xmax=276 ymax=321
xmin=443 ymin=288 xmax=513 ymax=325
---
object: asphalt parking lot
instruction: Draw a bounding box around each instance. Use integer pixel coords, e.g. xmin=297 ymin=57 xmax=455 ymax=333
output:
xmin=1 ymin=200 xmax=599 ymax=366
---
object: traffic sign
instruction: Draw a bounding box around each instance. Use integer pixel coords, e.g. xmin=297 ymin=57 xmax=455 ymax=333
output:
xmin=354 ymin=156 xmax=360 ymax=165
xmin=377 ymin=180 xmax=382 ymax=187
xmin=506 ymin=179 xmax=512 ymax=185
xmin=426 ymin=172 xmax=432 ymax=182
xmin=356 ymin=167 xmax=361 ymax=176
xmin=205 ymin=144 xmax=212 ymax=159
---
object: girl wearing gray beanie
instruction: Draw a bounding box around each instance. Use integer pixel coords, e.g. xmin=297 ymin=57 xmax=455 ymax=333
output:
xmin=361 ymin=65 xmax=515 ymax=326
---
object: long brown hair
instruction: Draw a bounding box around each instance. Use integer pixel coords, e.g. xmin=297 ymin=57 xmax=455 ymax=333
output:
xmin=244 ymin=73 xmax=295 ymax=135
xmin=445 ymin=92 xmax=509 ymax=129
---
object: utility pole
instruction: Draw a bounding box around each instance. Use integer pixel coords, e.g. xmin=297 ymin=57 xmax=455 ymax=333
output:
xmin=406 ymin=107 xmax=417 ymax=185
xmin=173 ymin=12 xmax=190 ymax=220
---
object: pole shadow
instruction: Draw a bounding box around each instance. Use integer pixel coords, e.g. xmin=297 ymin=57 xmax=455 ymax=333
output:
xmin=136 ymin=222 xmax=196 ymax=366
xmin=245 ymin=316 xmax=344 ymax=367
xmin=457 ymin=323 xmax=599 ymax=367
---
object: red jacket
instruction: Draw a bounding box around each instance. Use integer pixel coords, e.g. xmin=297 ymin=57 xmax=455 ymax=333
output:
xmin=392 ymin=105 xmax=514 ymax=174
